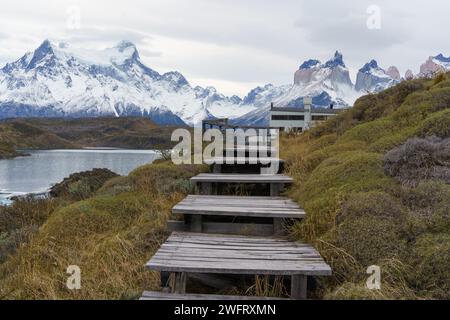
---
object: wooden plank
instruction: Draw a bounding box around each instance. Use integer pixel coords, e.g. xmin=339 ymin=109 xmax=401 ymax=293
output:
xmin=190 ymin=215 xmax=202 ymax=233
xmin=173 ymin=195 xmax=305 ymax=219
xmin=183 ymin=195 xmax=288 ymax=201
xmin=167 ymin=220 xmax=274 ymax=236
xmin=140 ymin=291 xmax=289 ymax=300
xmin=167 ymin=220 xmax=188 ymax=232
xmin=204 ymin=157 xmax=284 ymax=165
xmin=200 ymin=182 xmax=213 ymax=195
xmin=172 ymin=272 xmax=187 ymax=294
xmin=291 ymin=275 xmax=307 ymax=300
xmin=270 ymin=183 xmax=282 ymax=196
xmin=146 ymin=232 xmax=332 ymax=276
xmin=191 ymin=173 xmax=293 ymax=184
xmin=154 ymin=252 xmax=322 ymax=261
xmin=203 ymin=222 xmax=274 ymax=237
xmin=149 ymin=260 xmax=331 ymax=276
xmin=273 ymin=218 xmax=285 ymax=236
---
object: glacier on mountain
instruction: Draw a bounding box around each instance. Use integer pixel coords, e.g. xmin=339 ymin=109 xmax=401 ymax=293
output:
xmin=0 ymin=40 xmax=255 ymax=125
xmin=1 ymin=40 xmax=449 ymax=126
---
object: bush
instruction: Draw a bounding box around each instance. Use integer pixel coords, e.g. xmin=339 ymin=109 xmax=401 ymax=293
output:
xmin=338 ymin=191 xmax=406 ymax=223
xmin=405 ymin=233 xmax=450 ymax=299
xmin=417 ymin=108 xmax=450 ymax=138
xmin=401 ymin=181 xmax=450 ymax=238
xmin=384 ymin=137 xmax=450 ymax=186
xmin=49 ymin=168 xmax=119 ymax=200
xmin=335 ymin=216 xmax=407 ymax=267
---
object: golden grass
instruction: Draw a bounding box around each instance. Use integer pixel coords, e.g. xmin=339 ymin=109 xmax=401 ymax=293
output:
xmin=0 ymin=162 xmax=207 ymax=300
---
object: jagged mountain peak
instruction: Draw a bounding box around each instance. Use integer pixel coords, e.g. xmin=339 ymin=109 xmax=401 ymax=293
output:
xmin=115 ymin=40 xmax=137 ymax=51
xmin=161 ymin=71 xmax=189 ymax=87
xmin=360 ymin=59 xmax=379 ymax=73
xmin=386 ymin=66 xmax=401 ymax=80
xmin=299 ymin=59 xmax=321 ymax=70
xmin=355 ymin=59 xmax=399 ymax=93
xmin=0 ymin=40 xmax=256 ymax=125
xmin=435 ymin=53 xmax=450 ymax=63
xmin=420 ymin=54 xmax=450 ymax=77
xmin=324 ymin=51 xmax=346 ymax=68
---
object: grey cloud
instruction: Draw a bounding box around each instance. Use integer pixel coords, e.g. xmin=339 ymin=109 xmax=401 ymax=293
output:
xmin=0 ymin=0 xmax=450 ymax=94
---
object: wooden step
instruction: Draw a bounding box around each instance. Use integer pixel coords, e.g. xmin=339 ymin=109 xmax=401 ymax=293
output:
xmin=147 ymin=232 xmax=331 ymax=276
xmin=191 ymin=173 xmax=293 ymax=184
xmin=204 ymin=157 xmax=284 ymax=165
xmin=167 ymin=220 xmax=275 ymax=236
xmin=140 ymin=291 xmax=289 ymax=300
xmin=146 ymin=232 xmax=332 ymax=299
xmin=223 ymin=146 xmax=277 ymax=156
xmin=173 ymin=195 xmax=305 ymax=219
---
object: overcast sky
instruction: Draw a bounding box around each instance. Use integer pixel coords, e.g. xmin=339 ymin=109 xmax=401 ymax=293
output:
xmin=0 ymin=0 xmax=449 ymax=96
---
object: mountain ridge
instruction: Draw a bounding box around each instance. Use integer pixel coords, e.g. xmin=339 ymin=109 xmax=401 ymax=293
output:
xmin=1 ymin=40 xmax=449 ymax=126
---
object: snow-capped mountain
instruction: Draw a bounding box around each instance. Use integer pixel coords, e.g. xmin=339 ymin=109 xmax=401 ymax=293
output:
xmin=233 ymin=51 xmax=361 ymax=125
xmin=0 ymin=40 xmax=255 ymax=125
xmin=1 ymin=40 xmax=448 ymax=127
xmin=355 ymin=60 xmax=400 ymax=93
xmin=290 ymin=51 xmax=358 ymax=106
xmin=419 ymin=54 xmax=450 ymax=78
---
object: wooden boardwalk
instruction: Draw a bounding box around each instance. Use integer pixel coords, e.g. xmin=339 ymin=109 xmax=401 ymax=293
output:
xmin=191 ymin=173 xmax=293 ymax=184
xmin=142 ymin=138 xmax=331 ymax=300
xmin=140 ymin=291 xmax=289 ymax=300
xmin=173 ymin=195 xmax=305 ymax=219
xmin=147 ymin=232 xmax=331 ymax=276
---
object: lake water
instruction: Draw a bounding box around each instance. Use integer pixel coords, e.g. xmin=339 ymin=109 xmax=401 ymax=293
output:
xmin=0 ymin=149 xmax=160 ymax=205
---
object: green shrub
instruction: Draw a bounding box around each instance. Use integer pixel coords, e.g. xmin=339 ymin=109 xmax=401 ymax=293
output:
xmin=49 ymin=168 xmax=119 ymax=201
xmin=335 ymin=216 xmax=407 ymax=267
xmin=368 ymin=127 xmax=417 ymax=153
xmin=338 ymin=191 xmax=407 ymax=223
xmin=405 ymin=233 xmax=450 ymax=299
xmin=417 ymin=108 xmax=450 ymax=138
xmin=401 ymin=181 xmax=450 ymax=238
xmin=301 ymin=151 xmax=395 ymax=200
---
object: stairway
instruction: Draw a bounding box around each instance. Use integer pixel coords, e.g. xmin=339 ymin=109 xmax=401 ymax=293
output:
xmin=141 ymin=142 xmax=331 ymax=300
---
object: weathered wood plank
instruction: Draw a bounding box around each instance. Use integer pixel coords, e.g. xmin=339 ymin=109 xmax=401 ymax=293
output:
xmin=140 ymin=291 xmax=289 ymax=300
xmin=149 ymin=261 xmax=332 ymax=276
xmin=291 ymin=275 xmax=307 ymax=300
xmin=173 ymin=195 xmax=305 ymax=219
xmin=190 ymin=215 xmax=203 ymax=233
xmin=191 ymin=174 xmax=293 ymax=184
xmin=172 ymin=272 xmax=187 ymax=294
xmin=204 ymin=157 xmax=284 ymax=165
xmin=146 ymin=232 xmax=332 ymax=276
xmin=167 ymin=220 xmax=274 ymax=236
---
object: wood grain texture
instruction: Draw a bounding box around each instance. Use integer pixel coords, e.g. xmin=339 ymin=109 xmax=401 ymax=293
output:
xmin=140 ymin=291 xmax=289 ymax=300
xmin=146 ymin=232 xmax=332 ymax=276
xmin=172 ymin=195 xmax=305 ymax=219
xmin=191 ymin=173 xmax=293 ymax=184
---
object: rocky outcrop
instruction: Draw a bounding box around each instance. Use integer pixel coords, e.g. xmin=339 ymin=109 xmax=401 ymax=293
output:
xmin=355 ymin=60 xmax=397 ymax=93
xmin=386 ymin=66 xmax=401 ymax=80
xmin=405 ymin=69 xmax=415 ymax=80
xmin=420 ymin=56 xmax=446 ymax=77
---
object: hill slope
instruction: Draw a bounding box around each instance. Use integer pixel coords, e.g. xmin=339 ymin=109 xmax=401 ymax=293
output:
xmin=282 ymin=72 xmax=450 ymax=299
xmin=0 ymin=117 xmax=179 ymax=159
xmin=0 ymin=74 xmax=448 ymax=299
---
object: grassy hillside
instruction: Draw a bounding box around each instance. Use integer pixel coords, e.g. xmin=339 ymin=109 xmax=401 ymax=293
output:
xmin=0 ymin=162 xmax=207 ymax=299
xmin=0 ymin=117 xmax=181 ymax=159
xmin=0 ymin=74 xmax=448 ymax=300
xmin=281 ymin=72 xmax=450 ymax=299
